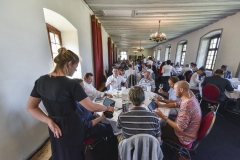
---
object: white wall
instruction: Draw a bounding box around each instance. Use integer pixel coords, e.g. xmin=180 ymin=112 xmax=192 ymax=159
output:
xmin=153 ymin=12 xmax=240 ymax=77
xmin=0 ymin=0 xmax=110 ymax=159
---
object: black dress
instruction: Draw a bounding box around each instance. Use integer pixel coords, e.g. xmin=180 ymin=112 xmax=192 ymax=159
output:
xmin=30 ymin=75 xmax=87 ymax=160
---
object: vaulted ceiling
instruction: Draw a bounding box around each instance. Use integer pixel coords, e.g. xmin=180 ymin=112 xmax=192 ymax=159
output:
xmin=84 ymin=0 xmax=240 ymax=49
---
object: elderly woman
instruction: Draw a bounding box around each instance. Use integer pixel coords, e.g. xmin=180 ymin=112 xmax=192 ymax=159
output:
xmin=117 ymin=86 xmax=161 ymax=142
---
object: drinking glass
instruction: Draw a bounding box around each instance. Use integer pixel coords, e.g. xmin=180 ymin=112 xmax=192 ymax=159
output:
xmin=159 ymin=84 xmax=163 ymax=90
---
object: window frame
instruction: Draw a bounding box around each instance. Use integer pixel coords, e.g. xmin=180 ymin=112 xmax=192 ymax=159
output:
xmin=120 ymin=50 xmax=127 ymax=60
xmin=157 ymin=48 xmax=161 ymax=61
xmin=180 ymin=42 xmax=187 ymax=65
xmin=165 ymin=45 xmax=171 ymax=61
xmin=204 ymin=34 xmax=221 ymax=70
xmin=46 ymin=23 xmax=62 ymax=58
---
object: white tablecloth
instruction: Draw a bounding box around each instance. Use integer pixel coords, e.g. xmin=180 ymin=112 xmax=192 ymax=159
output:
xmin=228 ymin=78 xmax=240 ymax=86
xmin=225 ymin=89 xmax=240 ymax=99
xmin=205 ymin=70 xmax=212 ymax=77
xmin=96 ymin=89 xmax=171 ymax=135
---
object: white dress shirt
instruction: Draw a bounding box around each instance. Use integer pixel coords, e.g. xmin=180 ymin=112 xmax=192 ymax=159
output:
xmin=143 ymin=58 xmax=147 ymax=63
xmin=189 ymin=72 xmax=201 ymax=87
xmin=180 ymin=67 xmax=192 ymax=75
xmin=134 ymin=65 xmax=139 ymax=72
xmin=106 ymin=75 xmax=126 ymax=90
xmin=124 ymin=68 xmax=137 ymax=78
xmin=83 ymin=81 xmax=104 ymax=100
xmin=147 ymin=60 xmax=153 ymax=66
xmin=162 ymin=65 xmax=176 ymax=76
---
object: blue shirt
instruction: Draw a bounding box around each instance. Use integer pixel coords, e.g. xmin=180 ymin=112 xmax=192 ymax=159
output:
xmin=168 ymin=88 xmax=181 ymax=101
xmin=76 ymin=102 xmax=95 ymax=130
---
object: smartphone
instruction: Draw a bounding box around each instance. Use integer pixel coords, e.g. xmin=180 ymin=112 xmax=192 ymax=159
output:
xmin=122 ymin=103 xmax=132 ymax=112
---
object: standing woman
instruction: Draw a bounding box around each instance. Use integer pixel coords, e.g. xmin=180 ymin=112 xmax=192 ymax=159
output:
xmin=26 ymin=47 xmax=114 ymax=160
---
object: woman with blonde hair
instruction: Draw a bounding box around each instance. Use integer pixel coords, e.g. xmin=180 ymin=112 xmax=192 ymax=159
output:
xmin=26 ymin=47 xmax=114 ymax=160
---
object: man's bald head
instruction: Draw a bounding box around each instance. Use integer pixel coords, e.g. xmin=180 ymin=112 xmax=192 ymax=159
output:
xmin=175 ymin=81 xmax=189 ymax=90
xmin=174 ymin=81 xmax=190 ymax=98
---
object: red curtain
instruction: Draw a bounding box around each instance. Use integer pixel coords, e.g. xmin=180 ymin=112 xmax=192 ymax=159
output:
xmin=108 ymin=37 xmax=113 ymax=67
xmin=115 ymin=47 xmax=118 ymax=62
xmin=112 ymin=43 xmax=115 ymax=63
xmin=91 ymin=15 xmax=104 ymax=89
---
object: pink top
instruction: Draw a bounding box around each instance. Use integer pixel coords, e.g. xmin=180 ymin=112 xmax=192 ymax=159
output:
xmin=175 ymin=97 xmax=202 ymax=145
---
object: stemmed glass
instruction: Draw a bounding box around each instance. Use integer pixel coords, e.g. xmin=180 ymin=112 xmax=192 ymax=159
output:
xmin=159 ymin=83 xmax=163 ymax=90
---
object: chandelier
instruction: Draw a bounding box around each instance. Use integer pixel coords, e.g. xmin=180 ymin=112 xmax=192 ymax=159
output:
xmin=136 ymin=40 xmax=144 ymax=52
xmin=149 ymin=20 xmax=166 ymax=43
xmin=133 ymin=50 xmax=138 ymax=54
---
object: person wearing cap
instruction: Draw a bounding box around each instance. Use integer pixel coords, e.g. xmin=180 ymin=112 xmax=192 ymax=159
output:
xmin=221 ymin=65 xmax=232 ymax=79
xmin=138 ymin=70 xmax=156 ymax=92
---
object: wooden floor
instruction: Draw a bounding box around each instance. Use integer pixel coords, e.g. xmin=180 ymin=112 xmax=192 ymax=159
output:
xmin=29 ymin=139 xmax=51 ymax=160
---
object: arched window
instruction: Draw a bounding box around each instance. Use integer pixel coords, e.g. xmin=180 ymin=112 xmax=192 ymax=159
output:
xmin=205 ymin=35 xmax=221 ymax=70
xmin=175 ymin=40 xmax=187 ymax=65
xmin=180 ymin=42 xmax=187 ymax=65
xmin=165 ymin=45 xmax=171 ymax=61
xmin=196 ymin=29 xmax=222 ymax=70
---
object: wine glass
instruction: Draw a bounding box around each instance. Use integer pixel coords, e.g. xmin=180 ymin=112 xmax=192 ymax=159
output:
xmin=159 ymin=84 xmax=163 ymax=90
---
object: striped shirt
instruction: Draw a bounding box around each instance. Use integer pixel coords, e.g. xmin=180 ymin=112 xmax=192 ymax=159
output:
xmin=175 ymin=97 xmax=202 ymax=145
xmin=138 ymin=77 xmax=156 ymax=90
xmin=117 ymin=107 xmax=161 ymax=139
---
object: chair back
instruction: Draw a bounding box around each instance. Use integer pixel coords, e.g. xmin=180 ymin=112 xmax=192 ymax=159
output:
xmin=193 ymin=111 xmax=216 ymax=149
xmin=188 ymin=73 xmax=193 ymax=81
xmin=105 ymin=70 xmax=108 ymax=77
xmin=202 ymin=84 xmax=220 ymax=100
xmin=118 ymin=134 xmax=163 ymax=160
xmin=127 ymin=74 xmax=137 ymax=88
xmin=184 ymin=70 xmax=193 ymax=82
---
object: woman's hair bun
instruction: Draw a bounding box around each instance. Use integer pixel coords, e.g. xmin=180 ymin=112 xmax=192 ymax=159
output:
xmin=58 ymin=47 xmax=67 ymax=54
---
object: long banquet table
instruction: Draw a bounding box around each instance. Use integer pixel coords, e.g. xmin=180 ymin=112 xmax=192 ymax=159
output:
xmin=96 ymin=88 xmax=171 ymax=135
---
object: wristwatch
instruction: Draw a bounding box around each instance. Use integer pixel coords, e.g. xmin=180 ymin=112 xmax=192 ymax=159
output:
xmin=164 ymin=116 xmax=168 ymax=121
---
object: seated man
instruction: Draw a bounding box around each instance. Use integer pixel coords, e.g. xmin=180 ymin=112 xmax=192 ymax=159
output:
xmin=117 ymin=86 xmax=161 ymax=142
xmin=189 ymin=68 xmax=205 ymax=89
xmin=106 ymin=68 xmax=126 ymax=90
xmin=140 ymin=63 xmax=148 ymax=73
xmin=201 ymin=69 xmax=234 ymax=107
xmin=154 ymin=81 xmax=202 ymax=146
xmin=124 ymin=64 xmax=137 ymax=79
xmin=107 ymin=64 xmax=115 ymax=77
xmin=221 ymin=65 xmax=232 ymax=79
xmin=74 ymin=78 xmax=113 ymax=140
xmin=83 ymin=72 xmax=112 ymax=100
xmin=138 ymin=70 xmax=156 ymax=92
xmin=156 ymin=76 xmax=195 ymax=117
xmin=180 ymin=64 xmax=192 ymax=75
xmin=190 ymin=62 xmax=198 ymax=72
xmin=156 ymin=76 xmax=181 ymax=103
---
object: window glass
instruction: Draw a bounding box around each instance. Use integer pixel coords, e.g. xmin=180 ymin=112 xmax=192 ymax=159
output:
xmin=205 ymin=35 xmax=220 ymax=70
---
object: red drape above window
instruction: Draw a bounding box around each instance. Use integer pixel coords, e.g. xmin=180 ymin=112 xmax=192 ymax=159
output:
xmin=91 ymin=15 xmax=104 ymax=89
xmin=108 ymin=37 xmax=113 ymax=67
